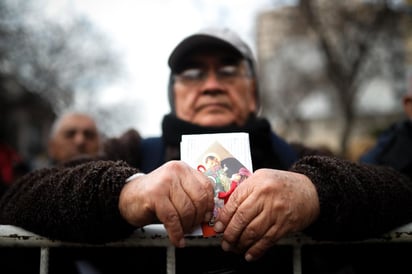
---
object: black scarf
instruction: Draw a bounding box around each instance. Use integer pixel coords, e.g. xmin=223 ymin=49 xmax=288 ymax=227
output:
xmin=161 ymin=113 xmax=285 ymax=170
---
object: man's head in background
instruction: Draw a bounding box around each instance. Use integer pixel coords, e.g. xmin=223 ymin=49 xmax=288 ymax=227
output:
xmin=48 ymin=112 xmax=101 ymax=164
xmin=403 ymin=77 xmax=412 ymax=120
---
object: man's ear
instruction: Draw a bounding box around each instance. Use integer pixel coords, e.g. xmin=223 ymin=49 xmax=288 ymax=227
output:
xmin=403 ymin=94 xmax=412 ymax=119
xmin=249 ymin=79 xmax=258 ymax=113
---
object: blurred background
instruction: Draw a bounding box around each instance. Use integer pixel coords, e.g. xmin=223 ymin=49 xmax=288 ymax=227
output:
xmin=1 ymin=0 xmax=411 ymax=170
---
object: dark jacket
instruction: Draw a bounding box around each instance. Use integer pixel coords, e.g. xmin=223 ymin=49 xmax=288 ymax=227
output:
xmin=1 ymin=114 xmax=412 ymax=274
xmin=360 ymin=119 xmax=412 ymax=179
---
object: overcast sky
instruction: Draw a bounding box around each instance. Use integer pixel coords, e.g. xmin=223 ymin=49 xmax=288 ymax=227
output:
xmin=51 ymin=0 xmax=296 ymax=137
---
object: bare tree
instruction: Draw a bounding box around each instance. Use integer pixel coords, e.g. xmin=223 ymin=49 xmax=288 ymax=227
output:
xmin=296 ymin=0 xmax=409 ymax=154
xmin=0 ymin=0 xmax=123 ymax=113
xmin=259 ymin=1 xmax=409 ymax=155
xmin=0 ymin=0 xmax=131 ymax=160
xmin=260 ymin=36 xmax=328 ymax=136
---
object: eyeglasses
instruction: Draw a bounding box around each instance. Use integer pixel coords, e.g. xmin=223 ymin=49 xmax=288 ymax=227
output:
xmin=63 ymin=129 xmax=98 ymax=141
xmin=174 ymin=64 xmax=249 ymax=86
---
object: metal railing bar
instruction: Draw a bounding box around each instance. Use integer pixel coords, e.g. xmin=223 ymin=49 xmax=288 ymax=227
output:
xmin=1 ymin=223 xmax=412 ymax=274
xmin=167 ymin=246 xmax=176 ymax=274
xmin=40 ymin=247 xmax=49 ymax=274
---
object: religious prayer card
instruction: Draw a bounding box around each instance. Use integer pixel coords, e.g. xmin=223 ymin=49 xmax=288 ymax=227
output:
xmin=180 ymin=132 xmax=253 ymax=237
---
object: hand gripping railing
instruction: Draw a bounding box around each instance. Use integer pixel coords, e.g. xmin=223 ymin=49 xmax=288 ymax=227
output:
xmin=1 ymin=223 xmax=412 ymax=274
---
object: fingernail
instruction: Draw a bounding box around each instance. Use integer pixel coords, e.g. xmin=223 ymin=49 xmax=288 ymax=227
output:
xmin=221 ymin=240 xmax=231 ymax=251
xmin=245 ymin=253 xmax=254 ymax=262
xmin=213 ymin=221 xmax=224 ymax=232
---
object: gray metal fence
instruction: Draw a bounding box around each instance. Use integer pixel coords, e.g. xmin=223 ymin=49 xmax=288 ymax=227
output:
xmin=1 ymin=223 xmax=412 ymax=274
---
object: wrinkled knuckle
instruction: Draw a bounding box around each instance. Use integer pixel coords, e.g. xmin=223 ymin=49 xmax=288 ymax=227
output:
xmin=181 ymin=205 xmax=196 ymax=220
xmin=235 ymin=209 xmax=248 ymax=226
xmin=265 ymin=234 xmax=279 ymax=246
xmin=253 ymin=169 xmax=266 ymax=176
xmin=200 ymin=177 xmax=214 ymax=192
xmin=166 ymin=160 xmax=184 ymax=172
xmin=198 ymin=191 xmax=209 ymax=203
xmin=229 ymin=192 xmax=241 ymax=206
xmin=261 ymin=183 xmax=274 ymax=192
xmin=245 ymin=226 xmax=259 ymax=241
xmin=165 ymin=211 xmax=180 ymax=224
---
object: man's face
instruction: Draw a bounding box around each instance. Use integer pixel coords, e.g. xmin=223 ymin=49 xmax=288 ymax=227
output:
xmin=403 ymin=93 xmax=412 ymax=120
xmin=48 ymin=114 xmax=100 ymax=163
xmin=173 ymin=48 xmax=257 ymax=127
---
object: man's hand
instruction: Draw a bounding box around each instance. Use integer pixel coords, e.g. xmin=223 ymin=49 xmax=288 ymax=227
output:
xmin=214 ymin=169 xmax=319 ymax=261
xmin=118 ymin=161 xmax=214 ymax=247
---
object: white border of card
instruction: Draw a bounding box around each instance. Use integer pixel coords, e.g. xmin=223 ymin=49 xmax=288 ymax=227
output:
xmin=181 ymin=132 xmax=253 ymax=237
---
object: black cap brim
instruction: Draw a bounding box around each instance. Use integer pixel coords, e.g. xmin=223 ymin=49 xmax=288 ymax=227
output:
xmin=168 ymin=34 xmax=243 ymax=72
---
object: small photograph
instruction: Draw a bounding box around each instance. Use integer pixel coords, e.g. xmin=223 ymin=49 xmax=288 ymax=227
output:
xmin=195 ymin=141 xmax=252 ymax=236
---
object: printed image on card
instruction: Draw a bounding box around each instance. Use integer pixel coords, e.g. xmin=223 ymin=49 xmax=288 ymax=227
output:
xmin=180 ymin=132 xmax=253 ymax=237
xmin=195 ymin=141 xmax=252 ymax=237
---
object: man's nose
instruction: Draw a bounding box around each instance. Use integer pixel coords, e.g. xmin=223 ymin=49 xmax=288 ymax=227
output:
xmin=201 ymin=70 xmax=225 ymax=90
xmin=73 ymin=132 xmax=86 ymax=144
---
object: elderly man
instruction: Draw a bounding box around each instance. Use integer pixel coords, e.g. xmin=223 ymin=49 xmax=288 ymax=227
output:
xmin=48 ymin=112 xmax=101 ymax=165
xmin=1 ymin=28 xmax=412 ymax=274
xmin=360 ymin=88 xmax=412 ymax=178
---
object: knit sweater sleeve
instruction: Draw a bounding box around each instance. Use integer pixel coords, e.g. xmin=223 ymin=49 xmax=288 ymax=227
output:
xmin=290 ymin=155 xmax=412 ymax=241
xmin=0 ymin=160 xmax=139 ymax=243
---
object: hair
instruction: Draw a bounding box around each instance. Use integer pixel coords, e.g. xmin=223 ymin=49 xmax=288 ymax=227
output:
xmin=49 ymin=111 xmax=99 ymax=138
xmin=203 ymin=153 xmax=221 ymax=164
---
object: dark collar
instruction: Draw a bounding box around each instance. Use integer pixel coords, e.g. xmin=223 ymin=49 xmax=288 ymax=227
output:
xmin=161 ymin=113 xmax=272 ymax=146
xmin=160 ymin=114 xmax=290 ymax=169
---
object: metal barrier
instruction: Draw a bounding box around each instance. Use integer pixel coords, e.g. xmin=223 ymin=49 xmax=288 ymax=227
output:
xmin=1 ymin=223 xmax=412 ymax=274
